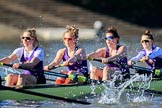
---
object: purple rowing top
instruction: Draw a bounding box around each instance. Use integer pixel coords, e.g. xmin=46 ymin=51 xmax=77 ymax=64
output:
xmin=105 ymin=44 xmax=129 ymax=75
xmin=20 ymin=46 xmax=43 ymax=75
xmin=62 ymin=46 xmax=88 ymax=76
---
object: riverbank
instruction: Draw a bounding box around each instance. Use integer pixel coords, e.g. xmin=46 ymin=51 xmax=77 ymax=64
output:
xmin=0 ymin=0 xmax=162 ymax=42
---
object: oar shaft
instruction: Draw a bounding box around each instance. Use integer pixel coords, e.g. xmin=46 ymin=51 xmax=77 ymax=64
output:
xmin=131 ymin=65 xmax=153 ymax=73
xmin=0 ymin=63 xmax=13 ymax=67
xmin=93 ymin=58 xmax=102 ymax=62
xmin=48 ymin=64 xmax=64 ymax=70
xmin=0 ymin=62 xmax=87 ymax=83
xmin=44 ymin=71 xmax=68 ymax=78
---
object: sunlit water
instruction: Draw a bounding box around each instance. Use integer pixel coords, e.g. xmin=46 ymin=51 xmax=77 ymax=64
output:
xmin=1 ymin=35 xmax=162 ymax=108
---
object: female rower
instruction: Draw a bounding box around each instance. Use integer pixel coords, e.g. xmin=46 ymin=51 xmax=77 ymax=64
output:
xmin=87 ymin=26 xmax=130 ymax=81
xmin=44 ymin=25 xmax=88 ymax=84
xmin=0 ymin=28 xmax=46 ymax=87
xmin=128 ymin=30 xmax=162 ymax=76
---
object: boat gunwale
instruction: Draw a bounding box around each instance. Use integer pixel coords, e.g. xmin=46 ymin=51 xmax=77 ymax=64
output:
xmin=0 ymin=83 xmax=100 ymax=90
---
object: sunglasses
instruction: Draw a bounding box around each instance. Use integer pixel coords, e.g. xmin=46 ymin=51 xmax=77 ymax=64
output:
xmin=104 ymin=36 xmax=114 ymax=40
xmin=63 ymin=37 xmax=73 ymax=41
xmin=21 ymin=36 xmax=33 ymax=40
xmin=141 ymin=39 xmax=151 ymax=43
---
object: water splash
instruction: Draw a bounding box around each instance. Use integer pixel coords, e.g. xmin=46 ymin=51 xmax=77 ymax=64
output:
xmin=98 ymin=72 xmax=152 ymax=104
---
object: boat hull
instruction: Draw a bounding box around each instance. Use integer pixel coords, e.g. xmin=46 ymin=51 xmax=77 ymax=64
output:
xmin=0 ymin=84 xmax=104 ymax=101
xmin=0 ymin=80 xmax=162 ymax=101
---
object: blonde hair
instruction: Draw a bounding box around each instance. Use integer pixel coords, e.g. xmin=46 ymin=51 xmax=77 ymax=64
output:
xmin=64 ymin=25 xmax=79 ymax=39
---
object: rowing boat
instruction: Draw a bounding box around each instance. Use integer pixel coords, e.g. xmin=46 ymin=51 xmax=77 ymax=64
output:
xmin=0 ymin=83 xmax=104 ymax=101
xmin=1 ymin=61 xmax=162 ymax=104
xmin=0 ymin=79 xmax=162 ymax=101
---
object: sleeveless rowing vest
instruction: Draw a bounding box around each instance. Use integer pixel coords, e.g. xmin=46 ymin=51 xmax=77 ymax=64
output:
xmin=105 ymin=44 xmax=130 ymax=78
xmin=20 ymin=46 xmax=46 ymax=84
xmin=62 ymin=46 xmax=88 ymax=76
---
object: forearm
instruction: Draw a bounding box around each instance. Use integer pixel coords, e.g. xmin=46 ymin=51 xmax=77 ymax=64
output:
xmin=0 ymin=57 xmax=11 ymax=64
xmin=48 ymin=61 xmax=60 ymax=67
xmin=87 ymin=51 xmax=103 ymax=59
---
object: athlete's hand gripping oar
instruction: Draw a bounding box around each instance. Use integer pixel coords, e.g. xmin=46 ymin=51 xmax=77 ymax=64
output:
xmin=0 ymin=62 xmax=87 ymax=83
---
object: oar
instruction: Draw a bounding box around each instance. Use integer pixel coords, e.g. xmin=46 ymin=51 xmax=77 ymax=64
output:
xmin=87 ymin=57 xmax=102 ymax=62
xmin=44 ymin=71 xmax=87 ymax=83
xmin=0 ymin=62 xmax=87 ymax=83
xmin=0 ymin=85 xmax=91 ymax=105
xmin=48 ymin=64 xmax=64 ymax=70
xmin=88 ymin=57 xmax=117 ymax=65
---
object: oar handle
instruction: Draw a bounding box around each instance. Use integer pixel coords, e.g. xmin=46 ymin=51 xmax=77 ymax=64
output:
xmin=88 ymin=57 xmax=117 ymax=66
xmin=48 ymin=64 xmax=64 ymax=70
xmin=93 ymin=58 xmax=102 ymax=62
xmin=87 ymin=57 xmax=102 ymax=62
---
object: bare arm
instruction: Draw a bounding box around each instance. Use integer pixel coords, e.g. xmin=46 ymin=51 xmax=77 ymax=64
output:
xmin=87 ymin=47 xmax=106 ymax=59
xmin=44 ymin=48 xmax=65 ymax=70
xmin=0 ymin=53 xmax=17 ymax=64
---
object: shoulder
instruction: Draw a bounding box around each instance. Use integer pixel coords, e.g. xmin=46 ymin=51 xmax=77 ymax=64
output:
xmin=57 ymin=48 xmax=66 ymax=54
xmin=15 ymin=47 xmax=24 ymax=51
xmin=118 ymin=44 xmax=126 ymax=48
xmin=36 ymin=47 xmax=44 ymax=52
xmin=96 ymin=47 xmax=106 ymax=52
xmin=76 ymin=46 xmax=85 ymax=51
xmin=137 ymin=49 xmax=146 ymax=55
xmin=34 ymin=47 xmax=44 ymax=54
xmin=13 ymin=47 xmax=23 ymax=53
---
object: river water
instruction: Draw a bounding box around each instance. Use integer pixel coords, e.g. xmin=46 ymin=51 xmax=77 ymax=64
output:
xmin=0 ymin=34 xmax=162 ymax=108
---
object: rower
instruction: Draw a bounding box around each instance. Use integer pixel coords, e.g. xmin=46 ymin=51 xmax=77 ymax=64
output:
xmin=87 ymin=26 xmax=130 ymax=81
xmin=44 ymin=25 xmax=89 ymax=84
xmin=128 ymin=30 xmax=162 ymax=78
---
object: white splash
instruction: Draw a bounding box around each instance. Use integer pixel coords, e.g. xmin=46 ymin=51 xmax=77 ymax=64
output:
xmin=98 ymin=72 xmax=152 ymax=104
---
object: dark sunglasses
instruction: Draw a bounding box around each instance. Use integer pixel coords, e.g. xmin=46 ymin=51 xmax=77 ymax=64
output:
xmin=21 ymin=36 xmax=32 ymax=40
xmin=104 ymin=36 xmax=114 ymax=40
xmin=63 ymin=37 xmax=73 ymax=41
xmin=141 ymin=39 xmax=151 ymax=43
